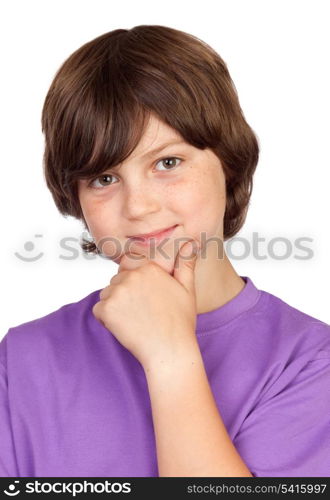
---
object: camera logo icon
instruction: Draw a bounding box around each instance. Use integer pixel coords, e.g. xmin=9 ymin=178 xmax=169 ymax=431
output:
xmin=3 ymin=480 xmax=20 ymax=496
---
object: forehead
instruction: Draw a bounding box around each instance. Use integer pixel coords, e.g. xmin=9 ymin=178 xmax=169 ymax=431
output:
xmin=127 ymin=113 xmax=186 ymax=161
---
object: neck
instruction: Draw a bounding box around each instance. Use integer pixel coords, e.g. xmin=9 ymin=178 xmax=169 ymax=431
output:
xmin=194 ymin=245 xmax=245 ymax=315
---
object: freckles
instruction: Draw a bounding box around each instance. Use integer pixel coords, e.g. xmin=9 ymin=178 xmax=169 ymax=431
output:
xmin=83 ymin=194 xmax=111 ymax=219
xmin=81 ymin=201 xmax=109 ymax=237
xmin=171 ymin=178 xmax=201 ymax=206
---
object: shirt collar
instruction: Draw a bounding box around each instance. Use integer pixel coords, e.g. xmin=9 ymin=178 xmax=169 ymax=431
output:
xmin=196 ymin=276 xmax=261 ymax=334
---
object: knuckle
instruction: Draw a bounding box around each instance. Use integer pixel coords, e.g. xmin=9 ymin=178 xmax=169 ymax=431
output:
xmin=92 ymin=302 xmax=100 ymax=317
xmin=109 ymin=275 xmax=119 ymax=285
xmin=99 ymin=286 xmax=110 ymax=300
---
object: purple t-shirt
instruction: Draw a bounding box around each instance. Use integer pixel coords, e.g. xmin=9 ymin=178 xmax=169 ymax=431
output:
xmin=1 ymin=276 xmax=329 ymax=477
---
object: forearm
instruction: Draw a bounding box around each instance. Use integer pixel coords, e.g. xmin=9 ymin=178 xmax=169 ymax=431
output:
xmin=143 ymin=339 xmax=253 ymax=477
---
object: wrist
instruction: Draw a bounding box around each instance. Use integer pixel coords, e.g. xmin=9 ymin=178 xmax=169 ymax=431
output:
xmin=142 ymin=335 xmax=202 ymax=379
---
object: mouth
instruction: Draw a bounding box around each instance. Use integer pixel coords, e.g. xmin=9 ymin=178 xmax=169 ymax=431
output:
xmin=128 ymin=224 xmax=178 ymax=246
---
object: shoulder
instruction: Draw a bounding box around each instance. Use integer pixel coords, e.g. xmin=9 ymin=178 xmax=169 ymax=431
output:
xmin=0 ymin=288 xmax=102 ymax=367
xmin=246 ymin=283 xmax=330 ymax=377
xmin=235 ymin=288 xmax=330 ymax=476
xmin=256 ymin=286 xmax=329 ymax=341
xmin=230 ymin=277 xmax=330 ymax=386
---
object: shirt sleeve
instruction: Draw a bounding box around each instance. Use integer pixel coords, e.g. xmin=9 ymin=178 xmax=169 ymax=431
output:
xmin=233 ymin=348 xmax=330 ymax=477
xmin=0 ymin=336 xmax=19 ymax=477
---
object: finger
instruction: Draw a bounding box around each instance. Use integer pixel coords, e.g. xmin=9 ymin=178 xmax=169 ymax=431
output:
xmin=99 ymin=286 xmax=110 ymax=300
xmin=125 ymin=239 xmax=175 ymax=275
xmin=92 ymin=301 xmax=102 ymax=320
xmin=109 ymin=272 xmax=127 ymax=285
xmin=148 ymin=237 xmax=191 ymax=276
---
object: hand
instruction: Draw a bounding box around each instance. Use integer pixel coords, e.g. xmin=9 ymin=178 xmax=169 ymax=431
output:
xmin=92 ymin=240 xmax=200 ymax=368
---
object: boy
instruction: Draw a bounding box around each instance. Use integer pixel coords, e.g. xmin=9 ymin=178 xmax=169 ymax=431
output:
xmin=1 ymin=25 xmax=329 ymax=477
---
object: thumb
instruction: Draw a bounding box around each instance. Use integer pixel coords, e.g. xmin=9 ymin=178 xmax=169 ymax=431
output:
xmin=173 ymin=240 xmax=200 ymax=292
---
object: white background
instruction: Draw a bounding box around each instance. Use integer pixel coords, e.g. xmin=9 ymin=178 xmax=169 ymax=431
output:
xmin=1 ymin=0 xmax=329 ymax=339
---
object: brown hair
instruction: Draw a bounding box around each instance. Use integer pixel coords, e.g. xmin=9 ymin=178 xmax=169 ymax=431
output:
xmin=41 ymin=25 xmax=259 ymax=254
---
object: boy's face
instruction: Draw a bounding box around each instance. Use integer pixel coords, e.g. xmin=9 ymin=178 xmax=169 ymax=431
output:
xmin=78 ymin=113 xmax=226 ymax=275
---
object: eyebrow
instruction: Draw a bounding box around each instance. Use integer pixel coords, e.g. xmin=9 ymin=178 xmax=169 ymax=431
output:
xmin=140 ymin=139 xmax=187 ymax=159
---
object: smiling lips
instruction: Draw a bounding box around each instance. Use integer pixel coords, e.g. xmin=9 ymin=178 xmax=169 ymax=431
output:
xmin=127 ymin=225 xmax=178 ymax=245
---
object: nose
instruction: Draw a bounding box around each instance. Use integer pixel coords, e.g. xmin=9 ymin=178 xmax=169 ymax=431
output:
xmin=122 ymin=182 xmax=161 ymax=219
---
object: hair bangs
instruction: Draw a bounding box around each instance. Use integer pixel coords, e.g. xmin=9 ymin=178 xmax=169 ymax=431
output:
xmin=64 ymin=80 xmax=152 ymax=187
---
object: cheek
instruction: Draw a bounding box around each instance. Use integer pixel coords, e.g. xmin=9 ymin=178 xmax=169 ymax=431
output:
xmin=174 ymin=173 xmax=225 ymax=231
xmin=80 ymin=197 xmax=113 ymax=237
xmin=79 ymin=197 xmax=124 ymax=258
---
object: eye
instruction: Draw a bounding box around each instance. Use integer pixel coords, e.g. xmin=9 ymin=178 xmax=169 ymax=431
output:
xmin=88 ymin=173 xmax=118 ymax=189
xmin=154 ymin=157 xmax=182 ymax=171
xmin=87 ymin=156 xmax=182 ymax=190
